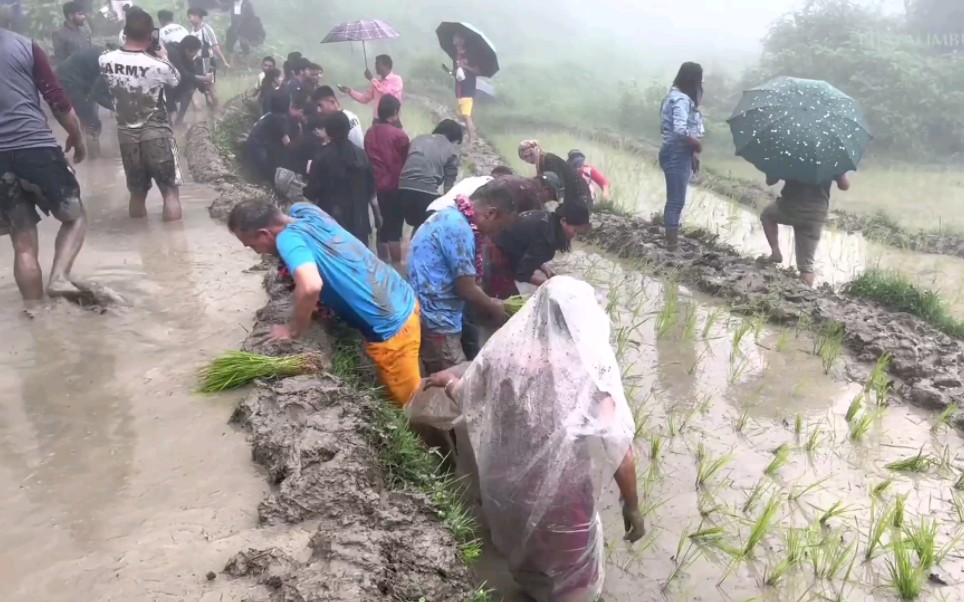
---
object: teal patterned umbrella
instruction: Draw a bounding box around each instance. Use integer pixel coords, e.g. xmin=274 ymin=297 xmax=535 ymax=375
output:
xmin=727 ymin=77 xmax=872 ymax=184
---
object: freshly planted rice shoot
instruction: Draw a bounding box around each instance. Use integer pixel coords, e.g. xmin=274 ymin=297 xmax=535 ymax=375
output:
xmin=887 ymin=537 xmax=926 ymax=600
xmin=744 ymin=494 xmax=781 ymax=558
xmin=503 ymin=295 xmax=530 ymax=316
xmin=696 ymin=449 xmax=732 ymax=490
xmin=197 ymin=351 xmax=324 ymax=393
xmin=818 ymin=501 xmax=852 ymax=527
xmin=894 ymin=494 xmax=907 ymax=528
xmin=872 ymin=478 xmax=893 ymax=499
xmin=765 ymin=444 xmax=792 ymax=477
xmin=865 ymin=499 xmax=896 ymax=560
xmin=886 ymin=448 xmax=933 ymax=473
xmin=805 ymin=427 xmax=823 ymax=453
xmin=845 ymin=393 xmax=863 ymax=422
xmin=904 ymin=517 xmax=938 ymax=570
xmin=849 ymin=411 xmax=874 ymax=441
xmin=932 ymin=404 xmax=957 ymax=433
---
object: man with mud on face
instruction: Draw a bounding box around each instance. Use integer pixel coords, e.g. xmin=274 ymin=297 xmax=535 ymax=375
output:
xmin=100 ymin=8 xmax=183 ymax=222
xmin=227 ymin=200 xmax=424 ymax=407
xmin=0 ymin=5 xmax=89 ymax=303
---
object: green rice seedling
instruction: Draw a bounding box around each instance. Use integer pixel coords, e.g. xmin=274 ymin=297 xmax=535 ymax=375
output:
xmin=872 ymin=478 xmax=894 ymax=499
xmin=932 ymin=404 xmax=958 ymax=433
xmin=196 ymin=351 xmax=324 ymax=392
xmin=814 ymin=322 xmax=845 ymax=374
xmin=936 ymin=527 xmax=964 ymax=565
xmin=697 ymin=393 xmax=712 ymax=414
xmin=775 ymin=329 xmax=791 ymax=352
xmin=845 ymin=393 xmax=863 ymax=422
xmin=951 ymin=492 xmax=964 ymax=523
xmin=867 ymin=353 xmax=893 ymax=405
xmin=662 ymin=529 xmax=702 ymax=593
xmin=702 ymin=307 xmax=723 ymax=339
xmin=650 ymin=434 xmax=664 ymax=463
xmin=817 ymin=501 xmax=853 ymax=527
xmin=824 ymin=538 xmax=856 ymax=581
xmin=735 ymin=410 xmax=750 ymax=434
xmin=894 ymin=494 xmax=907 ymax=528
xmin=743 ymin=478 xmax=770 ymax=514
xmin=794 ymin=413 xmax=803 ymax=436
xmin=655 ymin=281 xmax=680 ymax=339
xmin=849 ymin=411 xmax=875 ymax=441
xmin=743 ymin=494 xmax=782 ymax=558
xmin=765 ymin=444 xmax=792 ymax=477
xmin=696 ymin=449 xmax=732 ymax=490
xmin=795 ymin=312 xmax=813 ymax=337
xmin=805 ymin=426 xmax=824 ymax=453
xmin=681 ymin=304 xmax=699 ymax=342
xmin=933 ymin=443 xmax=955 ymax=472
xmin=886 ymin=537 xmax=926 ymax=600
xmin=904 ymin=517 xmax=938 ymax=570
xmin=886 ymin=448 xmax=933 ymax=474
xmin=731 ymin=319 xmax=755 ymax=358
xmin=764 ymin=528 xmax=805 ymax=587
xmin=865 ymin=499 xmax=897 ymax=560
xmin=503 ymin=294 xmax=530 ymax=316
xmin=788 ymin=477 xmax=830 ymax=504
xmin=956 ymin=471 xmax=964 ymax=491
xmin=729 ymin=357 xmax=751 ymax=383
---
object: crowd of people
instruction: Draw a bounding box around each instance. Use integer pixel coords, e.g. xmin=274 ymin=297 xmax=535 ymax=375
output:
xmin=0 ymin=2 xmax=853 ymax=597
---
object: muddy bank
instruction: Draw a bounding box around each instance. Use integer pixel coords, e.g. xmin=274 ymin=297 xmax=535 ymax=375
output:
xmin=582 ymin=213 xmax=964 ymax=423
xmin=481 ymin=113 xmax=964 ymax=259
xmin=409 ymin=96 xmax=964 ymax=426
xmin=219 ymin=263 xmax=478 ymax=600
xmin=184 ymin=95 xmax=276 ymax=221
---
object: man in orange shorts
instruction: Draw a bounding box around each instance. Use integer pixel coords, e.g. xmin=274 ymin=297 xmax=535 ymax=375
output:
xmin=228 ymin=200 xmax=421 ymax=406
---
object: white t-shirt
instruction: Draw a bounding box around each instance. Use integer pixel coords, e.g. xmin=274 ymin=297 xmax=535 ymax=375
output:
xmin=344 ymin=109 xmax=365 ymax=149
xmin=99 ymin=49 xmax=180 ymax=141
xmin=234 ymin=0 xmax=244 ymax=15
xmin=426 ymin=176 xmax=493 ymax=214
xmin=160 ymin=23 xmax=189 ymax=45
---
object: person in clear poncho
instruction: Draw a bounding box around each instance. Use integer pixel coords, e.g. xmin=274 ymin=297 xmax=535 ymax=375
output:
xmin=424 ymin=276 xmax=645 ymax=601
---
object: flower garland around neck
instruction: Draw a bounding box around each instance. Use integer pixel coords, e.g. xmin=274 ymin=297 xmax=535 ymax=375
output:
xmin=454 ymin=195 xmax=484 ymax=282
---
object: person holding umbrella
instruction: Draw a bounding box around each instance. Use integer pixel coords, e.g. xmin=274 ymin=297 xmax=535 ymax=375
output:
xmin=658 ymin=61 xmax=704 ymax=252
xmin=436 ymin=23 xmax=499 ymax=147
xmin=761 ymin=174 xmax=850 ymax=287
xmin=727 ymin=76 xmax=872 ymax=286
xmin=448 ymin=33 xmax=479 ymax=145
xmin=340 ymin=54 xmax=403 ymax=124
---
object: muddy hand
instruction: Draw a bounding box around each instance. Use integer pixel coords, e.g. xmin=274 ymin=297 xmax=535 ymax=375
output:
xmin=622 ymin=503 xmax=645 ymax=543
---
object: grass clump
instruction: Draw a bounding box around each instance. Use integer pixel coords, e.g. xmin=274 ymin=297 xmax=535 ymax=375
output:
xmin=696 ymin=447 xmax=732 ymax=490
xmin=197 ymin=351 xmax=324 ymax=392
xmin=333 ymin=344 xmax=484 ymax=564
xmin=886 ymin=537 xmax=927 ymax=600
xmin=865 ymin=499 xmax=896 ymax=560
xmin=844 ymin=269 xmax=964 ymax=340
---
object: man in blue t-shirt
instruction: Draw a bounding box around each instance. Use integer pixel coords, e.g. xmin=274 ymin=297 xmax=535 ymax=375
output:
xmin=228 ymin=200 xmax=422 ymax=406
xmin=407 ymin=178 xmax=519 ymax=375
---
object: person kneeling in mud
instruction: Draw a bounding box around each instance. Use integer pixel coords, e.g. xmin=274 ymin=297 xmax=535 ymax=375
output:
xmin=760 ymin=173 xmax=850 ymax=287
xmin=486 ymin=199 xmax=592 ymax=300
xmin=423 ymin=277 xmax=645 ymax=601
xmin=228 ymin=200 xmax=422 ymax=407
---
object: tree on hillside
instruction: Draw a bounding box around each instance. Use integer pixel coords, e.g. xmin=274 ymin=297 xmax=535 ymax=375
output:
xmin=906 ymin=0 xmax=964 ymax=37
xmin=752 ymin=0 xmax=964 ymax=159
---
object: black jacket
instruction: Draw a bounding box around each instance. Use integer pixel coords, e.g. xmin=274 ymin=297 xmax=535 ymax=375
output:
xmin=494 ymin=210 xmax=566 ymax=282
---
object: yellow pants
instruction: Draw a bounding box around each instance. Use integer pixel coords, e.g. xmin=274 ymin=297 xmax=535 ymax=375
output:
xmin=366 ymin=305 xmax=423 ymax=407
xmin=457 ymin=97 xmax=474 ymax=118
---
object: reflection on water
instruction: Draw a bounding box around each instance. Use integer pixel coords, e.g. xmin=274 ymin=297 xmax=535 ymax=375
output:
xmin=0 ymin=148 xmax=268 ymax=601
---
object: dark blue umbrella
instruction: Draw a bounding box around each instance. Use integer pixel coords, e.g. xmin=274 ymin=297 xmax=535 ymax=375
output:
xmin=727 ymin=76 xmax=872 ymax=184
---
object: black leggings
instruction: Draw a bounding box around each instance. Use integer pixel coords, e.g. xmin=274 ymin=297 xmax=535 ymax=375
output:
xmin=397 ymin=188 xmax=438 ymax=234
xmin=376 ymin=189 xmax=404 ymax=243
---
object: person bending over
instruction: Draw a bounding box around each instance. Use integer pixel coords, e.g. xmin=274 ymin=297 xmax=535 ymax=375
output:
xmin=228 ymin=201 xmax=423 ymax=407
xmin=518 ymin=139 xmax=593 ymax=207
xmin=397 ymin=119 xmax=463 ymax=233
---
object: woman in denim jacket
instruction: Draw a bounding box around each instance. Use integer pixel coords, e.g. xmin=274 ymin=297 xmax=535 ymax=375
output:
xmin=658 ymin=62 xmax=704 ymax=251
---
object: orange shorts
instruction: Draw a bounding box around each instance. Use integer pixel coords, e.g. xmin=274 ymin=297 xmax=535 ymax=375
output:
xmin=457 ymin=97 xmax=474 ymax=118
xmin=365 ymin=304 xmax=423 ymax=406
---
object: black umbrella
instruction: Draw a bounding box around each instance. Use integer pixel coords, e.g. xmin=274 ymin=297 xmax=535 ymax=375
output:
xmin=436 ymin=22 xmax=499 ymax=78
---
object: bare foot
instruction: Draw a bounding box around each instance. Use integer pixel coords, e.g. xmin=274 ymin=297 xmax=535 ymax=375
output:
xmin=768 ymin=252 xmax=783 ymax=264
xmin=129 ymin=206 xmax=148 ymax=218
xmin=46 ymin=275 xmax=86 ymax=299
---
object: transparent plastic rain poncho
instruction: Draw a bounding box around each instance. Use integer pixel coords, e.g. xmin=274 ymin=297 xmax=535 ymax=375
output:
xmin=454 ymin=276 xmax=636 ymax=601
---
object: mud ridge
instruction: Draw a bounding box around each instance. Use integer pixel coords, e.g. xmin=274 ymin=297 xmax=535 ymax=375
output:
xmin=185 ymin=94 xmax=278 ymax=221
xmin=221 ymin=264 xmax=478 ymax=600
xmin=481 ymin=113 xmax=964 ymax=259
xmin=411 ymin=95 xmax=964 ymax=428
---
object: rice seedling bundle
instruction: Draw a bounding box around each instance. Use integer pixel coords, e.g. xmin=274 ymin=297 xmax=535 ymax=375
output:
xmin=197 ymin=351 xmax=324 ymax=393
xmin=503 ymin=295 xmax=530 ymax=316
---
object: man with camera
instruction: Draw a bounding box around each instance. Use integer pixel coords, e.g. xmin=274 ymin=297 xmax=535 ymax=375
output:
xmin=99 ymin=8 xmax=183 ymax=222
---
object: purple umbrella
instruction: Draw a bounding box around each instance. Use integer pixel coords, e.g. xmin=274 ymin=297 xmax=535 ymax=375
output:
xmin=321 ymin=19 xmax=400 ymax=68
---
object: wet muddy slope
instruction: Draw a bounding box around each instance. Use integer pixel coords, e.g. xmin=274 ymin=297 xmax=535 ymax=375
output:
xmin=410 ymin=96 xmax=964 ymax=426
xmin=187 ymin=110 xmax=478 ymax=599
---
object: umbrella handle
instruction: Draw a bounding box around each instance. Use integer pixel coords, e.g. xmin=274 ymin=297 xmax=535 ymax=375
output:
xmin=363 ymin=40 xmax=368 ymax=70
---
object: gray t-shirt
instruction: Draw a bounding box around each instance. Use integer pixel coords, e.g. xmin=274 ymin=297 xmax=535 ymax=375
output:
xmin=398 ymin=134 xmax=459 ymax=195
xmin=99 ymin=49 xmax=180 ymax=143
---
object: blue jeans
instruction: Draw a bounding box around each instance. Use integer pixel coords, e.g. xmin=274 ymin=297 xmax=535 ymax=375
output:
xmin=658 ymin=145 xmax=693 ymax=229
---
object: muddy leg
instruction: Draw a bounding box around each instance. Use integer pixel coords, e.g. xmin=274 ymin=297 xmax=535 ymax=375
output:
xmin=158 ymin=184 xmax=182 ymax=222
xmin=800 ymin=272 xmax=816 ymax=287
xmin=464 ymin=115 xmax=477 ymax=145
xmin=129 ymin=191 xmax=148 ymax=218
xmin=10 ymin=225 xmax=43 ymax=301
xmin=47 ymin=206 xmax=87 ymax=298
xmin=761 ymin=215 xmax=783 ymax=263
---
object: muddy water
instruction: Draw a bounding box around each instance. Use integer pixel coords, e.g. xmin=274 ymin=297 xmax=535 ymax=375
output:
xmin=0 ymin=151 xmax=276 ymax=601
xmin=486 ymin=132 xmax=964 ymax=318
xmin=513 ymin=246 xmax=964 ymax=601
